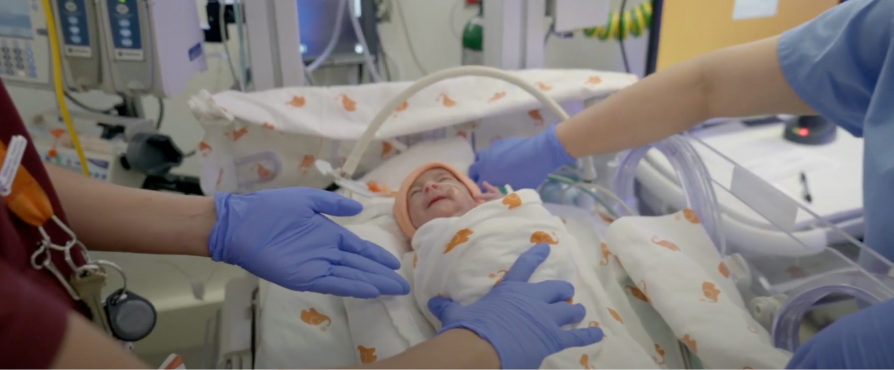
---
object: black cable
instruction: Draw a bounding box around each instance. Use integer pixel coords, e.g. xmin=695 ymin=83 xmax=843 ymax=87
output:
xmin=618 ymin=0 xmax=631 ymax=73
xmin=155 ymin=96 xmax=165 ymax=130
xmin=64 ymin=91 xmax=117 ymax=114
xmin=379 ymin=49 xmax=392 ymax=81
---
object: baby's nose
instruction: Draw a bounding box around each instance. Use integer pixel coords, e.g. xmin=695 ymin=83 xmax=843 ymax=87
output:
xmin=423 ymin=181 xmax=440 ymax=192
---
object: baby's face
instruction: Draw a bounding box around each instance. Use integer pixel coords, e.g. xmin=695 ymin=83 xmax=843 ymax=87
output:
xmin=408 ymin=168 xmax=478 ymax=228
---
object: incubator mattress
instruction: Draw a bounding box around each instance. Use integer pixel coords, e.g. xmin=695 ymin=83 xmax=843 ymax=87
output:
xmin=255 ymin=203 xmax=791 ymax=369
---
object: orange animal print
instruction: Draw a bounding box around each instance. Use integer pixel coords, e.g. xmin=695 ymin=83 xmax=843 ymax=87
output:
xmin=653 ymin=343 xmax=666 ymax=366
xmin=561 ymin=218 xmax=567 ymax=224
xmin=232 ymin=127 xmax=249 ymax=141
xmin=530 ymin=231 xmax=559 ymax=245
xmin=300 ymin=308 xmax=332 ymax=331
xmin=787 ymin=266 xmax=807 ymax=278
xmin=198 ymin=141 xmax=213 ymax=156
xmin=586 ymin=75 xmax=603 ymax=85
xmin=651 ymin=236 xmax=681 ymax=252
xmin=299 ymin=155 xmax=315 ymax=175
xmin=598 ymin=213 xmax=615 ymax=224
xmin=681 ymin=334 xmax=698 ymax=354
xmin=456 ymin=130 xmax=468 ymax=139
xmin=488 ymin=91 xmax=507 ymax=102
xmin=502 ymin=193 xmax=522 ymax=209
xmin=288 ymin=95 xmax=306 ymax=108
xmin=251 ymin=164 xmax=274 ymax=180
xmin=489 ymin=269 xmax=508 ymax=285
xmin=600 ymin=243 xmax=611 ymax=266
xmin=413 ymin=253 xmax=418 ymax=269
xmin=683 ymin=208 xmax=701 ymax=224
xmin=537 ymin=82 xmax=553 ymax=91
xmin=445 ymin=229 xmax=473 ymax=253
xmin=700 ymin=282 xmax=721 ymax=303
xmin=627 ymin=281 xmax=649 ymax=303
xmin=358 ymin=346 xmax=378 ymax=364
xmin=719 ymin=261 xmax=731 ymax=278
xmin=529 ymin=110 xmax=545 ymax=126
xmin=336 ymin=94 xmax=357 ymax=112
xmin=395 ymin=100 xmax=409 ymax=114
xmin=262 ymin=122 xmax=275 ymax=130
xmin=747 ymin=325 xmax=758 ymax=334
xmin=381 ymin=142 xmax=395 ymax=160
xmin=437 ymin=93 xmax=457 ymax=107
xmin=580 ymin=354 xmax=595 ymax=369
xmin=608 ymin=308 xmax=623 ymax=324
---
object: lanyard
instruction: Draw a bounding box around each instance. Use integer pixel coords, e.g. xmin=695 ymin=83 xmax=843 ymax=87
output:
xmin=0 ymin=135 xmax=116 ymax=335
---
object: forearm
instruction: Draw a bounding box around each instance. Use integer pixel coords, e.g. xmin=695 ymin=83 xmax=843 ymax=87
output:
xmin=45 ymin=163 xmax=215 ymax=256
xmin=51 ymin=312 xmax=150 ymax=369
xmin=347 ymin=329 xmax=501 ymax=369
xmin=556 ymin=36 xmax=816 ymax=158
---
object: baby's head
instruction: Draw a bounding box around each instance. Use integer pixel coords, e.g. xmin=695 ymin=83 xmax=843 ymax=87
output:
xmin=393 ymin=162 xmax=483 ymax=239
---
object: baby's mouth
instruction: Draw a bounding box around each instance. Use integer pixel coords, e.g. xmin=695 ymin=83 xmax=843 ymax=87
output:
xmin=427 ymin=195 xmax=447 ymax=207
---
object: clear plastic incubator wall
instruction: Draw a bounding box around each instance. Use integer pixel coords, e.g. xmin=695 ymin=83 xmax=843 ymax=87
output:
xmin=188 ymin=66 xmax=894 ymax=369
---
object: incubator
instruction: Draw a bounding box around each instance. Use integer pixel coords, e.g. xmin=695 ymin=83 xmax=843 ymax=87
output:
xmin=188 ymin=66 xmax=894 ymax=369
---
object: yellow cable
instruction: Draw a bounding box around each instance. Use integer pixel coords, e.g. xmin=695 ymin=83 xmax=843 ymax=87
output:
xmin=41 ymin=0 xmax=91 ymax=176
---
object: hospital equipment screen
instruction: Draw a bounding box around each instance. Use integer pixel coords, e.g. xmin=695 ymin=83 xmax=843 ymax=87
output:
xmin=0 ymin=0 xmax=34 ymax=39
xmin=646 ymin=0 xmax=840 ymax=74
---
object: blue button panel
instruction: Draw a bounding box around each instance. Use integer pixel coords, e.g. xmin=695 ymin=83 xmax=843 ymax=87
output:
xmin=58 ymin=0 xmax=90 ymax=47
xmin=106 ymin=0 xmax=142 ymax=51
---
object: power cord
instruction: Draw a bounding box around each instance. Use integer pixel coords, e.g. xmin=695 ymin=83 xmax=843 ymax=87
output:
xmin=618 ymin=0 xmax=631 ymax=73
xmin=64 ymin=91 xmax=117 ymax=114
xmin=393 ymin=0 xmax=429 ymax=75
xmin=155 ymin=96 xmax=165 ymax=130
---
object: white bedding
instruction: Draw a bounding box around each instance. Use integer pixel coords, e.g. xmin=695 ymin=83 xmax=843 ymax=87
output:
xmin=255 ymin=203 xmax=788 ymax=369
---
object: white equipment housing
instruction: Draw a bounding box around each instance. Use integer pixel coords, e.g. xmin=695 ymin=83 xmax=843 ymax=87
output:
xmin=0 ymin=0 xmax=53 ymax=89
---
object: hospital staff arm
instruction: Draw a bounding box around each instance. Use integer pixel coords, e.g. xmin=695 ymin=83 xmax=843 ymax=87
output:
xmin=344 ymin=329 xmax=501 ymax=369
xmin=50 ymin=311 xmax=150 ymax=369
xmin=555 ymin=36 xmax=817 ymax=158
xmin=44 ymin=163 xmax=215 ymax=257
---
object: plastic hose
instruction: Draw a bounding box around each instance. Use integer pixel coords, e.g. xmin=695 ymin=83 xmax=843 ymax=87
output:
xmin=306 ymin=0 xmax=347 ymax=72
xmin=41 ymin=0 xmax=90 ymax=176
xmin=582 ymin=1 xmax=652 ymax=41
xmin=348 ymin=0 xmax=384 ymax=82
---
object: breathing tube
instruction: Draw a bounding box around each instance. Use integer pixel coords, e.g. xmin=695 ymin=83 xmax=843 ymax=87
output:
xmin=613 ymin=135 xmax=727 ymax=256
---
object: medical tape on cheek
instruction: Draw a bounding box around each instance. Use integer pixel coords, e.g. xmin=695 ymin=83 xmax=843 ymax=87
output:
xmin=0 ymin=140 xmax=55 ymax=227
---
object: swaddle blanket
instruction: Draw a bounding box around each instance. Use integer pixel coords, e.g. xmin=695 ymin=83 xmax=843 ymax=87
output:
xmin=412 ymin=189 xmax=658 ymax=368
xmin=605 ymin=210 xmax=793 ymax=369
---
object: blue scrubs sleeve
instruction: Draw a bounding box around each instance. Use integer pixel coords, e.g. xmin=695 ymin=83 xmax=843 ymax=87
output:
xmin=778 ymin=0 xmax=894 ymax=137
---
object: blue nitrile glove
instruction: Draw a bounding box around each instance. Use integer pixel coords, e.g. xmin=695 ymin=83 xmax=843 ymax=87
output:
xmin=428 ymin=244 xmax=603 ymax=369
xmin=208 ymin=188 xmax=410 ymax=299
xmin=787 ymin=297 xmax=894 ymax=369
xmin=469 ymin=125 xmax=576 ymax=190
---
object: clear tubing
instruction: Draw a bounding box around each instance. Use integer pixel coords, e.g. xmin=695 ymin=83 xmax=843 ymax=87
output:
xmin=772 ymin=271 xmax=894 ymax=352
xmin=348 ymin=0 xmax=384 ymax=82
xmin=613 ymin=135 xmax=726 ymax=256
xmin=306 ymin=0 xmax=348 ymax=72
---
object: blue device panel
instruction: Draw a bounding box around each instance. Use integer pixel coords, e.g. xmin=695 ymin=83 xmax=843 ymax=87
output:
xmin=105 ymin=0 xmax=142 ymax=50
xmin=57 ymin=0 xmax=90 ymax=47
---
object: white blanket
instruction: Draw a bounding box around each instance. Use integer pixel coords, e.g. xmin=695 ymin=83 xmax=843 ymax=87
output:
xmin=412 ymin=189 xmax=658 ymax=368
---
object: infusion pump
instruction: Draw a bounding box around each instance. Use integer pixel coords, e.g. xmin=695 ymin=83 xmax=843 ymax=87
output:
xmin=0 ymin=0 xmax=207 ymax=98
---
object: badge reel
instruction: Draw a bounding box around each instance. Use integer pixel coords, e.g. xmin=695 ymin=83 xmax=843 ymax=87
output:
xmin=98 ymin=261 xmax=158 ymax=343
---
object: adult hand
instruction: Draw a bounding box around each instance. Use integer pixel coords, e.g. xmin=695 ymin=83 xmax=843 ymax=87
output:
xmin=208 ymin=188 xmax=410 ymax=298
xmin=428 ymin=244 xmax=603 ymax=369
xmin=469 ymin=125 xmax=576 ymax=190
xmin=787 ymin=297 xmax=894 ymax=369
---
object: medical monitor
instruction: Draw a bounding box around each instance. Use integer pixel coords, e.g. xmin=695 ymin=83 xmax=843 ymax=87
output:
xmin=646 ymin=0 xmax=841 ymax=74
xmin=298 ymin=0 xmax=380 ymax=67
xmin=0 ymin=0 xmax=52 ymax=88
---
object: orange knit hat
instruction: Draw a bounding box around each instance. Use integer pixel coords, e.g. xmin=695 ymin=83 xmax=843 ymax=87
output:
xmin=393 ymin=161 xmax=482 ymax=240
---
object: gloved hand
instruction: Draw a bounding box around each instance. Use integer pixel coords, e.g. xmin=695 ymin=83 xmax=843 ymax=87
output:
xmin=787 ymin=297 xmax=894 ymax=369
xmin=469 ymin=125 xmax=576 ymax=190
xmin=208 ymin=188 xmax=410 ymax=299
xmin=428 ymin=244 xmax=603 ymax=369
